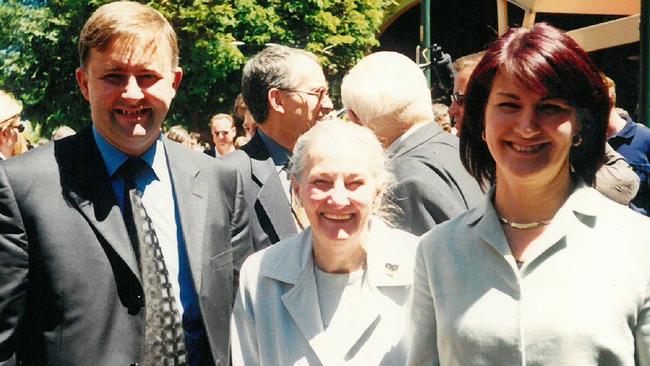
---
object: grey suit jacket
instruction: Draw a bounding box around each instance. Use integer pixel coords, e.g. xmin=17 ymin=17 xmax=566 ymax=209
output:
xmin=224 ymin=132 xmax=296 ymax=251
xmin=231 ymin=218 xmax=418 ymax=365
xmin=388 ymin=122 xmax=484 ymax=235
xmin=0 ymin=126 xmax=252 ymax=365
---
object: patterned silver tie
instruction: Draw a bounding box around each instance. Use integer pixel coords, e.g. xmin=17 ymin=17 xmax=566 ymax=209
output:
xmin=119 ymin=158 xmax=187 ymax=366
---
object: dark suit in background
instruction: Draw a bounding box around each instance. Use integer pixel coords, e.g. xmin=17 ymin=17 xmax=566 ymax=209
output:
xmin=0 ymin=127 xmax=251 ymax=365
xmin=226 ymin=132 xmax=296 ymax=251
xmin=388 ymin=122 xmax=484 ymax=235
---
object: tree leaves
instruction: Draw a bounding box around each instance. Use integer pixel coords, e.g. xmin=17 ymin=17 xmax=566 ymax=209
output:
xmin=0 ymin=0 xmax=392 ymax=135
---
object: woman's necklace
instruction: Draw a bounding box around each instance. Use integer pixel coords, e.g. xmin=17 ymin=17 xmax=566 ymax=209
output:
xmin=498 ymin=215 xmax=551 ymax=229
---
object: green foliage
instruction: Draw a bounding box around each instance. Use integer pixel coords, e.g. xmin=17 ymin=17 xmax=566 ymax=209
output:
xmin=0 ymin=0 xmax=393 ymax=135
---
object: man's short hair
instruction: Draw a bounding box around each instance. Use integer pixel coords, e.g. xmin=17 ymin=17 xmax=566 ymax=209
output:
xmin=341 ymin=51 xmax=433 ymax=126
xmin=241 ymin=45 xmax=319 ymax=125
xmin=78 ymin=1 xmax=179 ymax=69
xmin=233 ymin=93 xmax=247 ymax=120
xmin=210 ymin=113 xmax=235 ymax=129
xmin=451 ymin=50 xmax=486 ymax=74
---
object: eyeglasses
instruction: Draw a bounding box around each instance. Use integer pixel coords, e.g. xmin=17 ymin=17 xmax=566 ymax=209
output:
xmin=0 ymin=115 xmax=24 ymax=132
xmin=450 ymin=92 xmax=465 ymax=105
xmin=281 ymin=87 xmax=329 ymax=105
xmin=213 ymin=130 xmax=231 ymax=136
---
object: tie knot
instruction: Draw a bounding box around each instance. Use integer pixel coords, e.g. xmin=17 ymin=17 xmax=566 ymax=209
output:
xmin=117 ymin=158 xmax=148 ymax=189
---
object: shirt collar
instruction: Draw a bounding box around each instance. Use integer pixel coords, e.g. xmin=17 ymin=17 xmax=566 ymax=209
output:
xmin=257 ymin=129 xmax=292 ymax=167
xmin=468 ymin=179 xmax=598 ymax=229
xmin=386 ymin=122 xmax=428 ymax=155
xmin=612 ymin=117 xmax=637 ymax=139
xmin=92 ymin=125 xmax=165 ymax=179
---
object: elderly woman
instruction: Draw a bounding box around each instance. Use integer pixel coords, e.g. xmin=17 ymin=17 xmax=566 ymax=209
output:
xmin=408 ymin=23 xmax=650 ymax=365
xmin=232 ymin=119 xmax=418 ymax=365
xmin=0 ymin=91 xmax=28 ymax=159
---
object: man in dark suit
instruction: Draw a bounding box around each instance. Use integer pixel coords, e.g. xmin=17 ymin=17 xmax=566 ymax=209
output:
xmin=0 ymin=2 xmax=251 ymax=365
xmin=341 ymin=51 xmax=484 ymax=235
xmin=226 ymin=45 xmax=334 ymax=251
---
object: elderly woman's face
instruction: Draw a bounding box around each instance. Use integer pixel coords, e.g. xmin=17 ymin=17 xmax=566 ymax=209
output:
xmin=484 ymin=70 xmax=577 ymax=185
xmin=295 ymin=140 xmax=379 ymax=247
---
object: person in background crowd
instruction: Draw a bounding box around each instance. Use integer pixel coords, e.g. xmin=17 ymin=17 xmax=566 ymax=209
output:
xmin=187 ymin=131 xmax=208 ymax=152
xmin=432 ymin=103 xmax=452 ymax=133
xmin=166 ymin=124 xmax=193 ymax=148
xmin=449 ymin=51 xmax=486 ymax=136
xmin=208 ymin=113 xmax=237 ymax=157
xmin=605 ymin=75 xmax=650 ymax=214
xmin=0 ymin=2 xmax=251 ymax=365
xmin=341 ymin=51 xmax=484 ymax=235
xmin=408 ymin=23 xmax=650 ymax=366
xmin=0 ymin=91 xmax=28 ymax=160
xmin=226 ymin=45 xmax=334 ymax=251
xmin=51 ymin=125 xmax=77 ymax=141
xmin=232 ymin=119 xmax=418 ymax=365
xmin=594 ymin=142 xmax=640 ymax=205
xmin=233 ymin=93 xmax=257 ymax=148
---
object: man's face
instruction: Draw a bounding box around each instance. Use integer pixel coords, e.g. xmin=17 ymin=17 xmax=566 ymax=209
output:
xmin=277 ymin=56 xmax=334 ymax=148
xmin=449 ymin=67 xmax=472 ymax=135
xmin=243 ymin=110 xmax=257 ymax=138
xmin=76 ymin=38 xmax=182 ymax=156
xmin=211 ymin=118 xmax=236 ymax=146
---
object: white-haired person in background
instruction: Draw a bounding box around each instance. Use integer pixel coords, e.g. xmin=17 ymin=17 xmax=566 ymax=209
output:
xmin=341 ymin=51 xmax=483 ymax=235
xmin=231 ymin=118 xmax=418 ymax=365
xmin=0 ymin=90 xmax=28 ymax=160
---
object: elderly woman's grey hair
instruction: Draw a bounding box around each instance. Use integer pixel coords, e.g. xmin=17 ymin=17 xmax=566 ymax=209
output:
xmin=290 ymin=118 xmax=398 ymax=221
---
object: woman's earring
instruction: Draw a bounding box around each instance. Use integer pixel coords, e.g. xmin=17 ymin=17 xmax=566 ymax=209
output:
xmin=571 ymin=133 xmax=583 ymax=147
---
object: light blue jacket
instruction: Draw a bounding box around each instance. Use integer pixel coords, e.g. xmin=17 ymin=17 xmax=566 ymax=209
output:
xmin=232 ymin=218 xmax=418 ymax=365
xmin=408 ymin=183 xmax=650 ymax=366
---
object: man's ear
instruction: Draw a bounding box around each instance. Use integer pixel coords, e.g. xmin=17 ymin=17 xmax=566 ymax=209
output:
xmin=291 ymin=176 xmax=300 ymax=199
xmin=75 ymin=67 xmax=90 ymax=101
xmin=172 ymin=67 xmax=183 ymax=90
xmin=268 ymin=88 xmax=285 ymax=114
xmin=347 ymin=109 xmax=362 ymax=125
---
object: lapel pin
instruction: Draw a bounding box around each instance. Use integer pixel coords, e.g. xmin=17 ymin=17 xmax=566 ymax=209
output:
xmin=385 ymin=263 xmax=399 ymax=276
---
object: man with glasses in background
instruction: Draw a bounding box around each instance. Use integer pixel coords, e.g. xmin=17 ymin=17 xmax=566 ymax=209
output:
xmin=226 ymin=45 xmax=334 ymax=251
xmin=208 ymin=113 xmax=237 ymax=157
xmin=448 ymin=51 xmax=486 ymax=136
xmin=0 ymin=90 xmax=28 ymax=160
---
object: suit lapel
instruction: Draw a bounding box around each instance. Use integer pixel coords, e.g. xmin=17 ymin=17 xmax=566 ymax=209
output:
xmin=245 ymin=135 xmax=297 ymax=239
xmin=164 ymin=139 xmax=207 ymax=293
xmin=57 ymin=127 xmax=141 ymax=282
xmin=255 ymin=164 xmax=295 ymax=238
xmin=280 ymin=264 xmax=333 ymax=363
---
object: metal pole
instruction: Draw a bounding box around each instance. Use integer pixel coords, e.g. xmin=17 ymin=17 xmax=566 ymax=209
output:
xmin=639 ymin=0 xmax=649 ymax=125
xmin=421 ymin=0 xmax=431 ymax=88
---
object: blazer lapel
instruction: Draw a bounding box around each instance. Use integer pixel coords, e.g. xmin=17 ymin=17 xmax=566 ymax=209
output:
xmin=256 ymin=165 xmax=295 ymax=238
xmin=281 ymin=265 xmax=333 ymax=364
xmin=57 ymin=127 xmax=141 ymax=282
xmin=165 ymin=140 xmax=207 ymax=293
xmin=247 ymin=141 xmax=296 ymax=239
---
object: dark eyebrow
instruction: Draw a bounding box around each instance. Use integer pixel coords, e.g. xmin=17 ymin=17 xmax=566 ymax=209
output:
xmin=539 ymin=96 xmax=569 ymax=103
xmin=496 ymin=92 xmax=520 ymax=100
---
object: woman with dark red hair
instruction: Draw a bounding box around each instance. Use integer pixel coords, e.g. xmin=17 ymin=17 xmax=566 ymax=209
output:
xmin=408 ymin=23 xmax=650 ymax=365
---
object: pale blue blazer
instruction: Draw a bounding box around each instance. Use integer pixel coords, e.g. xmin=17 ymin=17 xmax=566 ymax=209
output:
xmin=232 ymin=218 xmax=418 ymax=366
